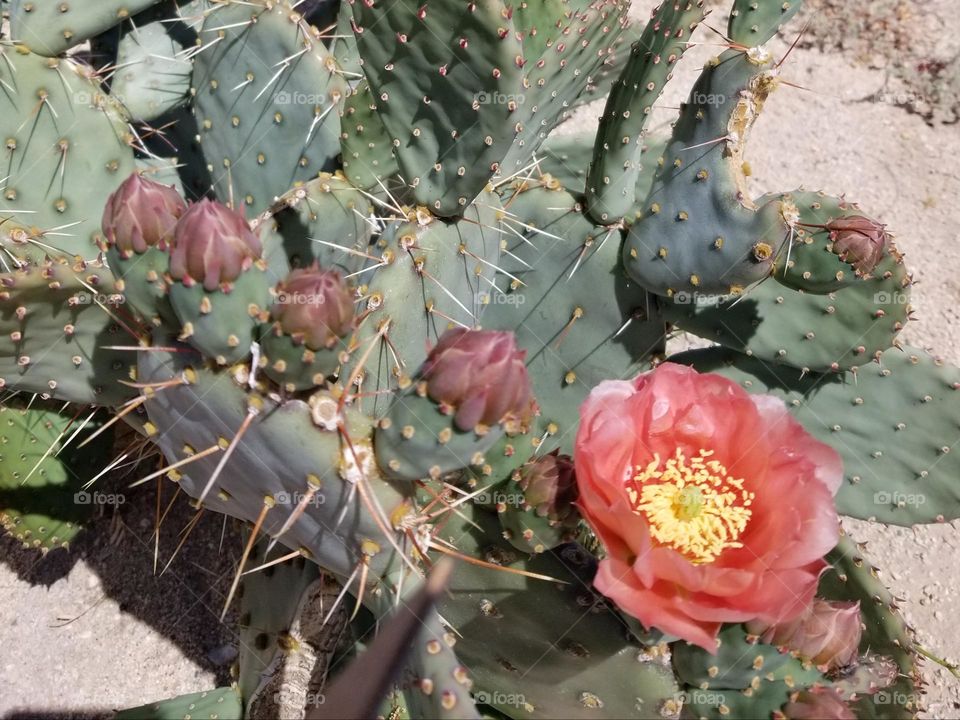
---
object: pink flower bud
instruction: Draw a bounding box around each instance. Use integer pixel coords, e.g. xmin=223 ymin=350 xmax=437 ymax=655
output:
xmin=421 ymin=328 xmax=534 ymax=431
xmin=271 ymin=266 xmax=355 ymax=349
xmin=828 ymin=215 xmax=889 ymax=274
xmin=748 ymin=599 xmax=861 ymax=670
xmin=519 ymin=450 xmax=579 ymax=525
xmin=101 ymin=173 xmax=187 ymax=254
xmin=781 ymin=687 xmax=855 ymax=720
xmin=169 ymin=199 xmax=262 ymax=291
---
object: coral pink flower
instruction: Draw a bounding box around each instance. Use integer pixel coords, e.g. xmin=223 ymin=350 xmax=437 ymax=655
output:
xmin=574 ymin=363 xmax=842 ymax=652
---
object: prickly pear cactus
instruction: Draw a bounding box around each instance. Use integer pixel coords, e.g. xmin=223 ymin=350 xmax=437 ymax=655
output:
xmin=6 ymin=0 xmax=955 ymax=718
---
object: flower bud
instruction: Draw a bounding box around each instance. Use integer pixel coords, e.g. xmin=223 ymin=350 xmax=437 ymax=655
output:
xmin=421 ymin=328 xmax=533 ymax=431
xmin=169 ymin=199 xmax=263 ymax=291
xmin=271 ymin=266 xmax=355 ymax=349
xmin=748 ymin=599 xmax=861 ymax=670
xmin=519 ymin=450 xmax=579 ymax=525
xmin=101 ymin=173 xmax=187 ymax=254
xmin=828 ymin=215 xmax=889 ymax=274
xmin=781 ymin=688 xmax=855 ymax=720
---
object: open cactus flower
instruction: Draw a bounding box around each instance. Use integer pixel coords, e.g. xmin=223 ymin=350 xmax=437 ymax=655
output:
xmin=0 ymin=0 xmax=952 ymax=718
xmin=575 ymin=363 xmax=843 ymax=652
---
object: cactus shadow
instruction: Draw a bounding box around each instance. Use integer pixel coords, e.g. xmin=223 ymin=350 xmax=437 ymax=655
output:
xmin=0 ymin=455 xmax=242 ymax=692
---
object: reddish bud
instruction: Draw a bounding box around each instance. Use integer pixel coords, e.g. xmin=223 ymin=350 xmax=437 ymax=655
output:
xmin=271 ymin=266 xmax=355 ymax=349
xmin=748 ymin=599 xmax=862 ymax=670
xmin=781 ymin=688 xmax=855 ymax=720
xmin=828 ymin=215 xmax=889 ymax=274
xmin=169 ymin=199 xmax=262 ymax=291
xmin=101 ymin=173 xmax=187 ymax=254
xmin=421 ymin=328 xmax=533 ymax=431
xmin=519 ymin=450 xmax=579 ymax=525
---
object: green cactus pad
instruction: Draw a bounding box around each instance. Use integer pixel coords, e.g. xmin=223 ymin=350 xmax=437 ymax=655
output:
xmin=585 ymin=0 xmax=706 ymax=223
xmin=114 ymin=687 xmax=242 ymax=720
xmin=111 ymin=19 xmax=192 ymax=122
xmin=496 ymin=468 xmax=577 ymax=556
xmin=339 ymin=81 xmax=400 ymax=191
xmin=674 ymin=624 xmax=824 ymax=719
xmin=107 ymin=245 xmax=174 ymax=327
xmin=773 ymin=191 xmax=892 ymax=294
xmin=727 ymin=0 xmax=804 ymax=47
xmin=0 ymin=260 xmax=137 ymax=405
xmin=533 ymin=132 xmax=595 ymax=195
xmin=482 ymin=183 xmax=665 ymax=462
xmin=622 ymin=47 xmax=794 ymax=296
xmin=193 ymin=1 xmax=346 ymax=213
xmin=0 ymin=48 xmax=135 ymax=264
xmin=349 ymin=0 xmax=627 ymax=217
xmin=138 ymin=345 xmax=412 ymax=593
xmin=346 ymin=0 xmax=525 ymax=216
xmin=435 ymin=505 xmax=682 ymax=719
xmin=661 ymin=244 xmax=911 ymax=373
xmin=667 ymin=345 xmax=960 ymax=525
xmin=494 ymin=1 xmax=631 ymax=181
xmin=403 ymin=608 xmax=480 ymax=720
xmin=819 ymin=534 xmax=919 ymax=720
xmin=243 ymin=556 xmax=350 ymax=717
xmin=258 ymin=171 xmax=376 ymax=274
xmin=259 ymin=323 xmax=345 ymax=392
xmin=10 ymin=0 xmax=164 ymax=56
xmin=169 ymin=262 xmax=272 ymax=366
xmin=236 ymin=541 xmax=321 ymax=707
xmin=375 ymin=388 xmax=508 ymax=482
xmin=342 ymin=195 xmax=502 ymax=417
xmin=0 ymin=403 xmax=112 ymax=552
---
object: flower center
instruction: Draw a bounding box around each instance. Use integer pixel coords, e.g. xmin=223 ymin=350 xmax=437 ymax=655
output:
xmin=625 ymin=448 xmax=754 ymax=564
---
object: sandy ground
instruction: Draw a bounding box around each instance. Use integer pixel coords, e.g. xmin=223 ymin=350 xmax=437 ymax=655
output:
xmin=2 ymin=1 xmax=960 ymax=718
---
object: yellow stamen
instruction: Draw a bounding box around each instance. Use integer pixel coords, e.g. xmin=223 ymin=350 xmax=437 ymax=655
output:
xmin=625 ymin=448 xmax=753 ymax=564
